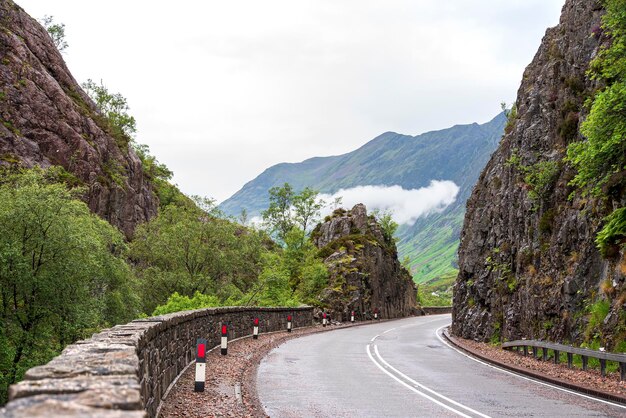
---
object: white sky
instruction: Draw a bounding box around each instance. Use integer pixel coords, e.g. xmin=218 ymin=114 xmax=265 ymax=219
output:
xmin=17 ymin=0 xmax=565 ymax=203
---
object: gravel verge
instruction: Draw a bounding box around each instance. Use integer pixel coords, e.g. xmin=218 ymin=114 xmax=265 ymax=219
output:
xmin=159 ymin=321 xmax=376 ymax=417
xmin=444 ymin=329 xmax=626 ymax=404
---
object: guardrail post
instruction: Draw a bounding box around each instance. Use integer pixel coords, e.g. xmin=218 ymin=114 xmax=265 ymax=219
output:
xmin=532 ymin=346 xmax=538 ymax=359
xmin=523 ymin=345 xmax=528 ymax=356
xmin=567 ymin=352 xmax=573 ymax=368
xmin=542 ymin=347 xmax=548 ymax=361
xmin=553 ymin=349 xmax=559 ymax=364
xmin=194 ymin=338 xmax=207 ymax=392
xmin=620 ymin=362 xmax=625 ymax=381
xmin=221 ymin=324 xmax=228 ymax=355
xmin=582 ymin=355 xmax=588 ymax=371
xmin=253 ymin=317 xmax=259 ymax=339
xmin=600 ymin=359 xmax=606 ymax=377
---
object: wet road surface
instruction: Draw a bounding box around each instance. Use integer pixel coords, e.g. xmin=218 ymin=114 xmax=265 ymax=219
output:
xmin=257 ymin=315 xmax=626 ymax=417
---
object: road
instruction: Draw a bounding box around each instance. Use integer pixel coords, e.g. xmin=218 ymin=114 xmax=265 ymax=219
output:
xmin=257 ymin=315 xmax=626 ymax=417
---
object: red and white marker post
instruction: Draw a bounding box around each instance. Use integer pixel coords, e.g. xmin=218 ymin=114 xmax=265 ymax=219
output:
xmin=221 ymin=324 xmax=228 ymax=355
xmin=253 ymin=317 xmax=259 ymax=339
xmin=350 ymin=310 xmax=355 ymax=323
xmin=287 ymin=314 xmax=292 ymax=332
xmin=322 ymin=312 xmax=327 ymax=327
xmin=374 ymin=308 xmax=379 ymax=320
xmin=194 ymin=338 xmax=207 ymax=392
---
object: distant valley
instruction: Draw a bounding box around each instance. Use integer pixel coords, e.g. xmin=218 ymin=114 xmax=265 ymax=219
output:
xmin=220 ymin=113 xmax=506 ymax=291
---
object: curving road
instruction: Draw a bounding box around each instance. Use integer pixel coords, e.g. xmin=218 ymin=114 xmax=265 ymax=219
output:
xmin=257 ymin=315 xmax=626 ymax=417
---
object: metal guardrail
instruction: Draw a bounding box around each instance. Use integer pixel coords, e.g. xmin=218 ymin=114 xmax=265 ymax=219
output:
xmin=503 ymin=339 xmax=626 ymax=381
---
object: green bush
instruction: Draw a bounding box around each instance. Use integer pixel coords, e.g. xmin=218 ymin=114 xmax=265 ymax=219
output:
xmin=152 ymin=291 xmax=222 ymax=316
xmin=596 ymin=207 xmax=626 ymax=256
xmin=524 ymin=160 xmax=560 ymax=203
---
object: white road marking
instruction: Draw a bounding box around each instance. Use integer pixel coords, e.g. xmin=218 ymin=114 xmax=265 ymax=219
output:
xmin=366 ymin=343 xmax=474 ymax=418
xmin=365 ymin=320 xmax=490 ymax=418
xmin=374 ymin=345 xmax=491 ymax=418
xmin=435 ymin=324 xmax=626 ymax=410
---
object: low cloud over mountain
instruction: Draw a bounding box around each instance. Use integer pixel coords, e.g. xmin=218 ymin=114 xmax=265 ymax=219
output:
xmin=320 ymin=181 xmax=459 ymax=226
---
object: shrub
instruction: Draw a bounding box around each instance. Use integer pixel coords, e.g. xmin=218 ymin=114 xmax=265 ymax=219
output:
xmin=596 ymin=207 xmax=626 ymax=257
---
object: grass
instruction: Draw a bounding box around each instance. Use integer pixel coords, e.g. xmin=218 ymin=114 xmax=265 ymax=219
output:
xmin=417 ymin=270 xmax=456 ymax=307
xmin=397 ymin=208 xmax=463 ymax=285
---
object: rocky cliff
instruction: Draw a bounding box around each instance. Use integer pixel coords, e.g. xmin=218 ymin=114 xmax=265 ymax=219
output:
xmin=313 ymin=204 xmax=417 ymax=320
xmin=0 ymin=0 xmax=157 ymax=237
xmin=453 ymin=0 xmax=625 ymax=349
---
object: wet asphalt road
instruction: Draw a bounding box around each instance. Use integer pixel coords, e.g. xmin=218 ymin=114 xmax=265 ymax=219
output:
xmin=257 ymin=315 xmax=626 ymax=417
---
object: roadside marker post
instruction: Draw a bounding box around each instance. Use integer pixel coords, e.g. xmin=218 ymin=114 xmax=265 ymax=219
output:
xmin=253 ymin=317 xmax=259 ymax=339
xmin=322 ymin=312 xmax=327 ymax=327
xmin=194 ymin=338 xmax=207 ymax=392
xmin=287 ymin=315 xmax=292 ymax=332
xmin=374 ymin=308 xmax=379 ymax=320
xmin=351 ymin=311 xmax=355 ymax=323
xmin=221 ymin=324 xmax=228 ymax=355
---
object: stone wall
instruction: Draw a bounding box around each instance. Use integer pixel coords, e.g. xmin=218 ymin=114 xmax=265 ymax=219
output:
xmin=422 ymin=307 xmax=452 ymax=315
xmin=1 ymin=306 xmax=313 ymax=418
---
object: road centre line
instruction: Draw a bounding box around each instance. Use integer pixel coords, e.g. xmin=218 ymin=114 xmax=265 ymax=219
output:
xmin=365 ymin=343 xmax=474 ymax=418
xmin=370 ymin=317 xmax=444 ymax=343
xmin=435 ymin=324 xmax=626 ymax=410
xmin=373 ymin=345 xmax=491 ymax=418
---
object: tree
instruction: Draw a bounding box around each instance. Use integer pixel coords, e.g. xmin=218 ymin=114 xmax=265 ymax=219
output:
xmin=293 ymin=187 xmax=325 ymax=234
xmin=0 ymin=167 xmax=137 ymax=405
xmin=261 ymin=184 xmax=324 ymax=243
xmin=40 ymin=16 xmax=68 ymax=52
xmin=262 ymin=183 xmax=295 ymax=242
xmin=130 ymin=203 xmax=267 ymax=313
xmin=82 ymin=79 xmax=137 ymax=140
xmin=372 ymin=209 xmax=398 ymax=244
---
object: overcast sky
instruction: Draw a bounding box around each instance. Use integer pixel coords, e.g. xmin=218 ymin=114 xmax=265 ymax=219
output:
xmin=18 ymin=0 xmax=565 ymax=203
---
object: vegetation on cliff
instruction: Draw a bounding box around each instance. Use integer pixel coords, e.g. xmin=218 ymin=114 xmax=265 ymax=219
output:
xmin=568 ymin=0 xmax=626 ymax=257
xmin=565 ymin=0 xmax=626 ymax=350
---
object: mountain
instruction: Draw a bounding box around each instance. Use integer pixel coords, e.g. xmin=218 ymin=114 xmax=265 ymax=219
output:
xmin=0 ymin=0 xmax=157 ymax=237
xmin=453 ymin=0 xmax=625 ymax=349
xmin=220 ymin=113 xmax=506 ymax=284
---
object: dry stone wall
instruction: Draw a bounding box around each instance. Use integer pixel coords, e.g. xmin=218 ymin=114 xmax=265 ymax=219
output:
xmin=1 ymin=306 xmax=313 ymax=418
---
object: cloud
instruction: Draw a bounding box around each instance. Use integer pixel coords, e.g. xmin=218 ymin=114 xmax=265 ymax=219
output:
xmin=320 ymin=181 xmax=459 ymax=226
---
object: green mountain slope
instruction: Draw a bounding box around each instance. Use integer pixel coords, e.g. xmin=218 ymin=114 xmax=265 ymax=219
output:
xmin=220 ymin=113 xmax=506 ymax=286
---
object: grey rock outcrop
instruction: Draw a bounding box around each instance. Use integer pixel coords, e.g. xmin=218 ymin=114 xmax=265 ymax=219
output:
xmin=453 ymin=0 xmax=625 ymax=348
xmin=0 ymin=0 xmax=157 ymax=237
xmin=313 ymin=204 xmax=417 ymax=320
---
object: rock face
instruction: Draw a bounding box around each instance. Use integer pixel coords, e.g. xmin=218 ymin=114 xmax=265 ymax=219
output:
xmin=453 ymin=0 xmax=625 ymax=348
xmin=313 ymin=204 xmax=417 ymax=320
xmin=0 ymin=0 xmax=157 ymax=237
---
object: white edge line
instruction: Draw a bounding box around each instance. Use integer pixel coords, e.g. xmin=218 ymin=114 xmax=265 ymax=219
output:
xmin=435 ymin=325 xmax=626 ymax=410
xmin=383 ymin=327 xmax=396 ymax=334
xmin=373 ymin=345 xmax=491 ymax=418
xmin=366 ymin=344 xmax=472 ymax=418
xmin=371 ymin=334 xmax=380 ymax=342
